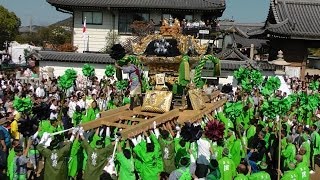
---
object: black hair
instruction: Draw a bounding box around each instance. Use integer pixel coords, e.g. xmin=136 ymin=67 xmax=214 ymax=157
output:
xmin=96 ymin=140 xmax=105 ymax=148
xmin=180 ymin=157 xmax=190 ymax=166
xmin=209 ymin=159 xmax=218 ymax=169
xmin=179 ymin=139 xmax=186 ymax=147
xmin=123 ymin=149 xmax=131 ymax=159
xmin=49 ymin=138 xmax=60 ymax=150
xmin=14 ymin=145 xmax=23 ymax=153
xmin=146 ymin=143 xmax=155 ymax=152
xmin=160 ymin=130 xmax=170 ymax=139
xmin=100 ymin=171 xmax=112 ymax=180
xmin=159 ymin=172 xmax=170 ymax=180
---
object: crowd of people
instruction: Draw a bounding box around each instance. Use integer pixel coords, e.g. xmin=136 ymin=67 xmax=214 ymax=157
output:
xmin=0 ymin=64 xmax=319 ymax=180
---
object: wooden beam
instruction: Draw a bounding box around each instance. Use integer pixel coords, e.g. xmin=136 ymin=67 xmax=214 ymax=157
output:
xmin=102 ymin=122 xmax=130 ymax=129
xmin=120 ymin=117 xmax=147 ymax=122
xmin=121 ymin=109 xmax=180 ymax=138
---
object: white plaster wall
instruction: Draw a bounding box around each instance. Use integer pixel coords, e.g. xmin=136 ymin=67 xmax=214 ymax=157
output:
xmin=39 ymin=61 xmax=109 ymax=79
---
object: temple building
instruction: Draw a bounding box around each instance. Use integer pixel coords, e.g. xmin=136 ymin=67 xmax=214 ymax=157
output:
xmin=248 ymin=0 xmax=320 ymax=78
xmin=47 ymin=0 xmax=225 ymax=53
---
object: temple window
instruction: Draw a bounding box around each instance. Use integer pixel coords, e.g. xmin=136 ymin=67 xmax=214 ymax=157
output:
xmin=118 ymin=12 xmax=150 ymax=34
xmin=82 ymin=11 xmax=103 ymax=25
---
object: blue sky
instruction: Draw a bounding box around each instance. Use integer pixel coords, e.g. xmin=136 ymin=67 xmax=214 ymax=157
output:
xmin=0 ymin=0 xmax=269 ymax=26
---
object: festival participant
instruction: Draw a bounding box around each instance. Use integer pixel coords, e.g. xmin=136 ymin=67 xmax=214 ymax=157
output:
xmin=278 ymin=162 xmax=298 ymax=180
xmin=206 ymin=159 xmax=221 ymax=180
xmin=294 ymin=155 xmax=310 ymax=180
xmin=80 ymin=127 xmax=114 ymax=180
xmin=7 ymin=139 xmax=20 ymax=180
xmin=37 ymin=131 xmax=74 ymax=180
xmin=116 ymin=139 xmax=135 ymax=180
xmin=282 ymin=136 xmax=296 ymax=169
xmin=115 ymin=61 xmax=143 ymax=110
xmin=195 ymin=129 xmax=212 ymax=178
xmin=158 ymin=127 xmax=176 ymax=173
xmin=218 ymin=148 xmax=236 ymax=180
xmin=234 ymin=164 xmax=248 ymax=180
xmin=168 ymin=156 xmax=191 ymax=180
xmin=310 ymin=124 xmax=320 ymax=170
xmin=12 ymin=139 xmax=31 ymax=180
xmin=248 ymin=161 xmax=271 ymax=180
xmin=132 ymin=130 xmax=162 ymax=180
xmin=82 ymin=101 xmax=100 ymax=124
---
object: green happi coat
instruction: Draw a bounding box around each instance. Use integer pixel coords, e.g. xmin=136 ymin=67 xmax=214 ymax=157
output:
xmin=82 ymin=108 xmax=100 ymax=124
xmin=281 ymin=170 xmax=298 ymax=180
xmin=117 ymin=150 xmax=135 ymax=180
xmin=301 ymin=141 xmax=311 ymax=165
xmin=72 ymin=111 xmax=84 ymax=126
xmin=218 ymin=156 xmax=236 ymax=180
xmin=68 ymin=139 xmax=81 ymax=178
xmin=295 ymin=162 xmax=309 ymax=180
xmin=37 ymin=142 xmax=71 ymax=180
xmin=234 ymin=173 xmax=249 ymax=180
xmin=230 ymin=139 xmax=242 ymax=166
xmin=282 ymin=143 xmax=296 ymax=168
xmin=246 ymin=125 xmax=256 ymax=141
xmin=7 ymin=148 xmax=15 ymax=180
xmin=249 ymin=171 xmax=271 ymax=180
xmin=82 ymin=140 xmax=113 ymax=180
xmin=133 ymin=134 xmax=162 ymax=180
xmin=39 ymin=120 xmax=64 ymax=137
xmin=158 ymin=137 xmax=176 ymax=173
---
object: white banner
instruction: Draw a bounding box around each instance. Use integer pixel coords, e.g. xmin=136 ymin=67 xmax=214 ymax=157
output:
xmin=285 ymin=66 xmax=300 ymax=78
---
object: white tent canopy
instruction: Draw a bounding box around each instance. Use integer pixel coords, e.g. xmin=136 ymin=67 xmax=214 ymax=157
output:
xmin=8 ymin=41 xmax=41 ymax=64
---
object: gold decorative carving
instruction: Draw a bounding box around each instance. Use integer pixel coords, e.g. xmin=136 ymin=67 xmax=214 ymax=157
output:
xmin=188 ymin=88 xmax=206 ymax=110
xmin=141 ymin=91 xmax=173 ymax=113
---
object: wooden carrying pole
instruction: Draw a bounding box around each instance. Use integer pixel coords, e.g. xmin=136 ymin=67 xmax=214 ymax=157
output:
xmin=277 ymin=116 xmax=281 ymax=180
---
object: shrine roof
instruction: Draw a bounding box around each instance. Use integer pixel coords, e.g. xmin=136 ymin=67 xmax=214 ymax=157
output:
xmin=248 ymin=0 xmax=320 ymax=40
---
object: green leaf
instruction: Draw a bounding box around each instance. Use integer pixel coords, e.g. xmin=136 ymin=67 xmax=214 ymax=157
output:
xmin=309 ymin=81 xmax=319 ymax=91
xmin=82 ymin=64 xmax=95 ymax=77
xmin=105 ymin=65 xmax=115 ymax=77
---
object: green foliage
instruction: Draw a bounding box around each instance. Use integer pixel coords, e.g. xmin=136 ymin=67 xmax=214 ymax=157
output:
xmin=13 ymin=96 xmax=33 ymax=113
xmin=234 ymin=67 xmax=263 ymax=93
xmin=261 ymin=97 xmax=292 ymax=119
xmin=116 ymin=80 xmax=129 ymax=91
xmin=65 ymin=69 xmax=77 ymax=81
xmin=224 ymin=101 xmax=244 ymax=121
xmin=82 ymin=64 xmax=95 ymax=77
xmin=309 ymin=81 xmax=319 ymax=91
xmin=105 ymin=65 xmax=116 ymax=77
xmin=15 ymin=26 xmax=71 ymax=47
xmin=58 ymin=74 xmax=74 ymax=90
xmin=261 ymin=76 xmax=281 ymax=96
xmin=0 ymin=6 xmax=21 ymax=50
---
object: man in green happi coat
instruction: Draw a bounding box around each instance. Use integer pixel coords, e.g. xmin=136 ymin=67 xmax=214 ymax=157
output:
xmin=294 ymin=155 xmax=309 ymax=180
xmin=158 ymin=129 xmax=176 ymax=173
xmin=234 ymin=164 xmax=248 ymax=180
xmin=80 ymin=127 xmax=114 ymax=180
xmin=37 ymin=132 xmax=72 ymax=180
xmin=116 ymin=139 xmax=135 ymax=180
xmin=132 ymin=131 xmax=162 ymax=180
xmin=218 ymin=148 xmax=236 ymax=180
xmin=281 ymin=137 xmax=296 ymax=168
xmin=279 ymin=163 xmax=298 ymax=180
xmin=248 ymin=162 xmax=271 ymax=180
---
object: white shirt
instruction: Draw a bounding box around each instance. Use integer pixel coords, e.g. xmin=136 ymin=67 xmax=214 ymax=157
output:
xmin=68 ymin=101 xmax=77 ymax=118
xmin=196 ymin=138 xmax=211 ymax=165
xmin=35 ymin=87 xmax=45 ymax=98
xmin=77 ymin=99 xmax=85 ymax=109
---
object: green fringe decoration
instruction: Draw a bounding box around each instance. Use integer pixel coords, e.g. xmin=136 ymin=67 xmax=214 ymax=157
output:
xmin=82 ymin=64 xmax=95 ymax=77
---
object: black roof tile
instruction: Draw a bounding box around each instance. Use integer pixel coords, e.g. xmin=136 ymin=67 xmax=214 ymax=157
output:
xmin=248 ymin=0 xmax=320 ymax=40
xmin=47 ymin=0 xmax=225 ymax=11
xmin=39 ymin=51 xmax=115 ymax=64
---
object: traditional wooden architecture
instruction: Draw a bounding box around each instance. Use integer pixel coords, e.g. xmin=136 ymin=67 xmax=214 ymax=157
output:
xmin=47 ymin=0 xmax=225 ymax=53
xmin=248 ymin=0 xmax=320 ymax=78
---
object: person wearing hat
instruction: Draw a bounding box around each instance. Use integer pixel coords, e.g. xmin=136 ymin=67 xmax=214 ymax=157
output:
xmin=12 ymin=139 xmax=31 ymax=180
xmin=218 ymin=148 xmax=236 ymax=180
xmin=80 ymin=127 xmax=114 ymax=180
xmin=295 ymin=155 xmax=309 ymax=180
xmin=248 ymin=161 xmax=271 ymax=179
xmin=169 ymin=156 xmax=191 ymax=180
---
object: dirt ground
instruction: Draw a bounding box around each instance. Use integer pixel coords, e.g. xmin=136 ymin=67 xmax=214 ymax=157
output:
xmin=311 ymin=165 xmax=320 ymax=180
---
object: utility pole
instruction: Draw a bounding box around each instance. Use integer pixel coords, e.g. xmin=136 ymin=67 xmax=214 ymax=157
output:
xmin=29 ymin=16 xmax=33 ymax=34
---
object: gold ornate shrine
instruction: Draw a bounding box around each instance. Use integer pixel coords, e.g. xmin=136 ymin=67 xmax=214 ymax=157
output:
xmin=80 ymin=91 xmax=226 ymax=138
xmin=131 ymin=18 xmax=208 ymax=86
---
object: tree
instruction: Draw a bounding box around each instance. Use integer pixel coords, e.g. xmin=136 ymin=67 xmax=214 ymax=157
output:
xmin=0 ymin=6 xmax=21 ymax=50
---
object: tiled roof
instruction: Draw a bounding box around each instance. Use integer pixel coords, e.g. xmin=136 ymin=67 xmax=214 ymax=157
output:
xmin=204 ymin=60 xmax=275 ymax=71
xmin=216 ymin=42 xmax=249 ymax=61
xmin=47 ymin=0 xmax=225 ymax=11
xmin=248 ymin=0 xmax=320 ymax=40
xmin=39 ymin=51 xmax=115 ymax=64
